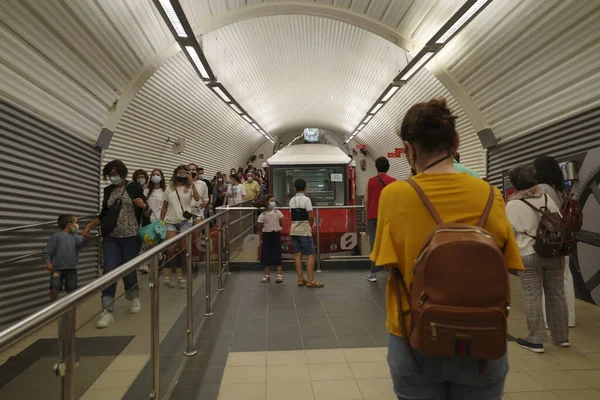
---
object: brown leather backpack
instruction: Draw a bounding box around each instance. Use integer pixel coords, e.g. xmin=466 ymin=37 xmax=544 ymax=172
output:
xmin=521 ymin=194 xmax=575 ymax=258
xmin=395 ymin=180 xmax=510 ymax=365
xmin=559 ymin=192 xmax=583 ymax=232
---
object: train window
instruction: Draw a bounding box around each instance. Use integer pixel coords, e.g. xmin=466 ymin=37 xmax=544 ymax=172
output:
xmin=272 ymin=166 xmax=346 ymax=206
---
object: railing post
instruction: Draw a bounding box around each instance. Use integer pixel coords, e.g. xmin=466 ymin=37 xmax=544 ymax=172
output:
xmin=184 ymin=235 xmax=197 ymax=356
xmin=61 ymin=307 xmax=76 ymax=400
xmin=225 ymin=211 xmax=231 ymax=275
xmin=217 ymin=215 xmax=224 ymax=292
xmin=316 ymin=208 xmax=321 ymax=272
xmin=149 ymin=254 xmax=160 ymax=399
xmin=204 ymin=224 xmax=214 ymax=316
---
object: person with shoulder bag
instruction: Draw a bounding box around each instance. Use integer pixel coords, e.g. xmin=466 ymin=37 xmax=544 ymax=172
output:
xmin=534 ymin=156 xmax=580 ymax=328
xmin=506 ymin=164 xmax=570 ymax=353
xmin=371 ymin=98 xmax=524 ymax=399
xmin=82 ymin=160 xmax=152 ymax=329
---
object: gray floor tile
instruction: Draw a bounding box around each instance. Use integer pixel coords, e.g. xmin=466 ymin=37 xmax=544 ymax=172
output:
xmin=333 ymin=324 xmax=369 ymax=336
xmin=302 ymin=337 xmax=340 ymax=350
xmin=230 ymin=338 xmax=266 ymax=352
xmin=177 ymin=367 xmax=224 ymax=385
xmin=169 ymin=384 xmax=219 ymax=400
xmin=301 ymin=326 xmax=336 ymax=338
xmin=268 ymin=338 xmax=304 ymax=351
xmin=338 ymin=335 xmax=377 ymax=348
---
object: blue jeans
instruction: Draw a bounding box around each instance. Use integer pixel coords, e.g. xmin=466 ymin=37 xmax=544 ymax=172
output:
xmin=291 ymin=236 xmax=315 ymax=255
xmin=368 ymin=219 xmax=381 ymax=273
xmin=387 ymin=333 xmax=508 ymax=400
xmin=101 ymin=236 xmax=142 ymax=312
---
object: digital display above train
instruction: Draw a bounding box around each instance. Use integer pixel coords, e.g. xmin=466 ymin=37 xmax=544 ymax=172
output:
xmin=303 ymin=128 xmax=320 ymax=143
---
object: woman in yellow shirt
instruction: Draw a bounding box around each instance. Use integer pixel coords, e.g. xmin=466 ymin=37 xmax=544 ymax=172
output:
xmin=371 ymin=98 xmax=524 ymax=400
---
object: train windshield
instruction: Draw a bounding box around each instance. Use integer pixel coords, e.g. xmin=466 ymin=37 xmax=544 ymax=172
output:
xmin=271 ymin=165 xmax=346 ymax=206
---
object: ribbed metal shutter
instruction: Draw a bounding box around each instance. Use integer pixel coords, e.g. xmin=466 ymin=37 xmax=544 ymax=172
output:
xmin=0 ymin=100 xmax=101 ymax=327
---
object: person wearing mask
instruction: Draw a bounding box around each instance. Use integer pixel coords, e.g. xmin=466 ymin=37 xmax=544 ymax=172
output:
xmin=82 ymin=160 xmax=151 ymax=329
xmin=224 ymin=174 xmax=247 ymax=205
xmin=243 ymin=171 xmax=261 ymax=201
xmin=506 ymin=164 xmax=570 ymax=353
xmin=371 ymin=99 xmax=523 ymax=398
xmin=365 ymin=157 xmax=395 ymax=282
xmin=132 ymin=169 xmax=149 ymax=190
xmin=453 ymin=152 xmax=480 ymax=178
xmin=188 ymin=163 xmax=210 ymax=219
xmin=213 ymin=172 xmax=228 ymax=211
xmin=161 ymin=165 xmax=200 ymax=289
xmin=534 ymin=156 xmax=576 ymax=328
xmin=138 ymin=168 xmax=166 ymax=274
xmin=230 ymin=168 xmax=237 ymax=178
xmin=197 ymin=167 xmax=213 ymax=219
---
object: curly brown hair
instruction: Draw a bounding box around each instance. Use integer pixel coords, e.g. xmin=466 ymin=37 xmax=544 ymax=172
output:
xmin=400 ymin=98 xmax=457 ymax=154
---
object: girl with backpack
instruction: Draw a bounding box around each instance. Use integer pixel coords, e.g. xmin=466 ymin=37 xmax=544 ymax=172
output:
xmin=506 ymin=165 xmax=570 ymax=353
xmin=534 ymin=156 xmax=576 ymax=328
xmin=371 ymin=98 xmax=524 ymax=399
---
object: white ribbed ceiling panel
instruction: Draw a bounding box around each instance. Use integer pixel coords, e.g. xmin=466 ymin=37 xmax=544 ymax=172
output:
xmin=0 ymin=0 xmax=170 ymax=142
xmin=104 ymin=52 xmax=265 ymax=178
xmin=202 ymin=15 xmax=408 ymax=137
xmin=437 ymin=0 xmax=600 ymax=142
xmin=355 ymin=66 xmax=483 ymax=180
xmin=186 ymin=0 xmax=465 ymax=47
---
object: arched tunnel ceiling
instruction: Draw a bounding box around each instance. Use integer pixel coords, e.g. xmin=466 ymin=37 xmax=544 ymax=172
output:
xmin=1 ymin=0 xmax=599 ymax=179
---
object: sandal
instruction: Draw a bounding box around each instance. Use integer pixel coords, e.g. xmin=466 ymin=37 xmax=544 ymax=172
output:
xmin=297 ymin=279 xmax=307 ymax=286
xmin=261 ymin=275 xmax=270 ymax=283
xmin=275 ymin=274 xmax=283 ymax=283
xmin=306 ymin=280 xmax=324 ymax=288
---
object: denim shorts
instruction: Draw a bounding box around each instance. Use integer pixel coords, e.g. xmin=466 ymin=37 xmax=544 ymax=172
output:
xmin=49 ymin=269 xmax=78 ymax=293
xmin=165 ymin=220 xmax=193 ymax=233
xmin=292 ymin=236 xmax=315 ymax=255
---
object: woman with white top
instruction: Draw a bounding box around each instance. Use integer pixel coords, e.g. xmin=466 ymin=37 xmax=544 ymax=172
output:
xmin=160 ymin=165 xmax=200 ymax=289
xmin=505 ymin=164 xmax=569 ymax=353
xmin=224 ymin=174 xmax=247 ymax=205
xmin=257 ymin=194 xmax=284 ymax=283
xmin=143 ymin=169 xmax=166 ymax=222
xmin=534 ymin=156 xmax=576 ymax=328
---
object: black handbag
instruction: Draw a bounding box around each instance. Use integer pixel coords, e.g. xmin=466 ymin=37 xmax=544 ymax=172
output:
xmin=100 ymin=187 xmax=126 ymax=236
xmin=175 ymin=187 xmax=197 ymax=220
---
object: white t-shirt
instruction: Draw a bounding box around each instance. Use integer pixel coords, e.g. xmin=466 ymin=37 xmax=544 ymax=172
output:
xmin=163 ymin=185 xmax=194 ymax=224
xmin=191 ymin=180 xmax=209 ymax=216
xmin=289 ymin=194 xmax=313 ymax=236
xmin=257 ymin=210 xmax=284 ymax=232
xmin=506 ymin=194 xmax=560 ymax=256
xmin=227 ymin=184 xmax=247 ymax=205
xmin=143 ymin=188 xmax=164 ymax=222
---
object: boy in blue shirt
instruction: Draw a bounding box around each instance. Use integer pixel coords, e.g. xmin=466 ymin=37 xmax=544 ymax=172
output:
xmin=42 ymin=215 xmax=89 ymax=301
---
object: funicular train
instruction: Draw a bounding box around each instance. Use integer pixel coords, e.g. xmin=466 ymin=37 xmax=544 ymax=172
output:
xmin=266 ymin=143 xmax=357 ymax=259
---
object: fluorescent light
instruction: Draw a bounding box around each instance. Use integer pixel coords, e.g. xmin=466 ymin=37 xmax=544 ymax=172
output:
xmin=252 ymin=123 xmax=260 ymax=130
xmin=242 ymin=114 xmax=253 ymax=123
xmin=211 ymin=85 xmax=231 ymax=102
xmin=370 ymin=103 xmax=384 ymax=114
xmin=436 ymin=0 xmax=489 ymax=44
xmin=398 ymin=51 xmax=435 ymax=81
xmin=268 ymin=139 xmax=275 ymax=143
xmin=230 ymin=103 xmax=243 ymax=114
xmin=381 ymin=85 xmax=400 ymax=102
xmin=357 ymin=124 xmax=365 ymax=131
xmin=158 ymin=0 xmax=187 ymax=38
xmin=364 ymin=115 xmax=373 ymax=123
xmin=185 ymin=46 xmax=209 ymax=79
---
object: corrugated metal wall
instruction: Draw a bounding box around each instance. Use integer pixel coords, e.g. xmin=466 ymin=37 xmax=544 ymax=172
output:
xmin=0 ymin=100 xmax=101 ymax=327
xmin=104 ymin=52 xmax=267 ymax=180
xmin=487 ymin=107 xmax=600 ymax=189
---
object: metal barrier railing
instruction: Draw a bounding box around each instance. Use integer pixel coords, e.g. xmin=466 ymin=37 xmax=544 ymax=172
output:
xmin=0 ymin=203 xmax=365 ymax=399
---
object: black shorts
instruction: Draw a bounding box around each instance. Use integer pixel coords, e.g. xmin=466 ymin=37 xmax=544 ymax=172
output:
xmin=49 ymin=269 xmax=78 ymax=293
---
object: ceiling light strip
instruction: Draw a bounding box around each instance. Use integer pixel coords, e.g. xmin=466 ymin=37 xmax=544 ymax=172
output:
xmin=157 ymin=0 xmax=187 ymax=38
xmin=435 ymin=0 xmax=490 ymax=44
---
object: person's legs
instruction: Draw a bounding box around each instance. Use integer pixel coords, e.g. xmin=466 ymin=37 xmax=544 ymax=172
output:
xmin=518 ymin=254 xmax=546 ymax=346
xmin=367 ymin=219 xmax=380 ymax=278
xmin=178 ymin=221 xmax=193 ymax=288
xmin=292 ymin=236 xmax=305 ymax=283
xmin=543 ymin=258 xmax=569 ymax=344
xmin=101 ymin=237 xmax=121 ymax=312
xmin=387 ymin=333 xmax=447 ymax=399
xmin=563 ymin=256 xmax=576 ymax=327
xmin=63 ymin=269 xmax=78 ymax=294
xmin=119 ymin=236 xmax=141 ymax=302
xmin=49 ymin=271 xmax=62 ymax=302
xmin=165 ymin=227 xmax=179 ymax=286
xmin=448 ymin=353 xmax=508 ymax=400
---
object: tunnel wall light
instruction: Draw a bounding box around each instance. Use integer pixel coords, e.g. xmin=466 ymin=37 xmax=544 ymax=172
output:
xmin=153 ymin=0 xmax=275 ymax=142
xmin=345 ymin=0 xmax=493 ymax=146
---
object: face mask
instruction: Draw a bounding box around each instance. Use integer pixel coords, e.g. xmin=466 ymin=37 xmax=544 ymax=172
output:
xmin=151 ymin=175 xmax=162 ymax=183
xmin=218 ymin=178 xmax=223 ymax=183
xmin=110 ymin=176 xmax=122 ymax=185
xmin=247 ymin=177 xmax=254 ymax=182
xmin=176 ymin=175 xmax=188 ymax=183
xmin=268 ymin=201 xmax=276 ymax=209
xmin=137 ymin=177 xmax=146 ymax=185
xmin=190 ymin=171 xmax=197 ymax=178
xmin=198 ymin=174 xmax=205 ymax=180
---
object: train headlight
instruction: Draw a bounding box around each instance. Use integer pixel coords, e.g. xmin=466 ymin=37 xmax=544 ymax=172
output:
xmin=330 ymin=244 xmax=338 ymax=251
xmin=282 ymin=244 xmax=289 ymax=251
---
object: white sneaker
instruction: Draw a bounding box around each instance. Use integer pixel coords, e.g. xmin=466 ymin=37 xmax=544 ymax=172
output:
xmin=96 ymin=311 xmax=114 ymax=329
xmin=169 ymin=277 xmax=177 ymax=288
xmin=138 ymin=264 xmax=149 ymax=274
xmin=179 ymin=278 xmax=187 ymax=289
xmin=129 ymin=298 xmax=141 ymax=314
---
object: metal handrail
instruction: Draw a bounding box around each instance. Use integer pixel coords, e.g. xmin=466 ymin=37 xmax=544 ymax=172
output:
xmin=216 ymin=205 xmax=364 ymax=210
xmin=0 ymin=215 xmax=97 ymax=234
xmin=0 ymin=211 xmax=224 ymax=353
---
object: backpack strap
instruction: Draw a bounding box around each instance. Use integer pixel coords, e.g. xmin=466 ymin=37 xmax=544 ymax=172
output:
xmin=376 ymin=175 xmax=387 ymax=188
xmin=407 ymin=179 xmax=443 ymax=225
xmin=520 ymin=198 xmax=542 ymax=214
xmin=391 ymin=268 xmax=421 ymax=371
xmin=476 ymin=185 xmax=496 ymax=227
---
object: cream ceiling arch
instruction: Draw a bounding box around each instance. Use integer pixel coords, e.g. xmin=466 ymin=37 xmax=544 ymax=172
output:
xmin=102 ymin=2 xmax=488 ymax=135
